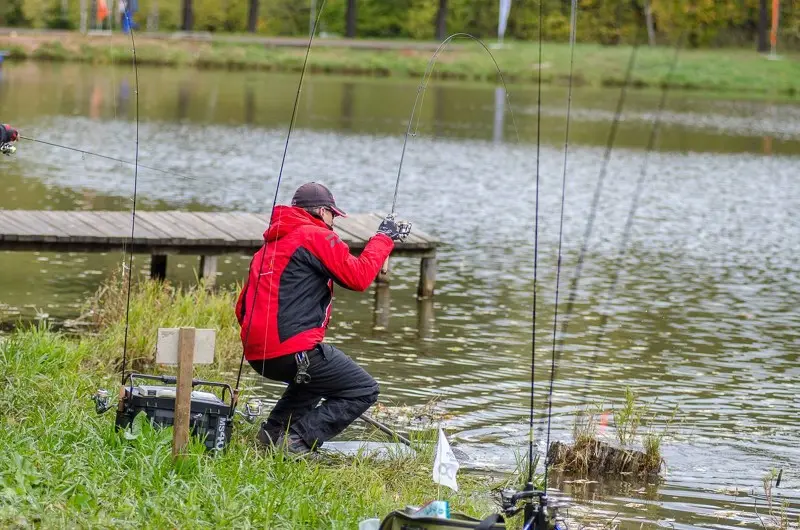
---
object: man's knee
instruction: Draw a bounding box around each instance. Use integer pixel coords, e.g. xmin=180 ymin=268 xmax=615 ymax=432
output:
xmin=366 ymin=386 xmax=379 ymax=406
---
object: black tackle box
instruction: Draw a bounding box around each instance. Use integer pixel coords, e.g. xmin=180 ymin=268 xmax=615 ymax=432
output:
xmin=115 ymin=373 xmax=235 ymax=452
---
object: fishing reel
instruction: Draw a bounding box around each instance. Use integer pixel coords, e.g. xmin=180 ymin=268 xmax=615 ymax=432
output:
xmin=385 ymin=213 xmax=412 ymax=242
xmin=498 ymin=483 xmax=567 ymax=530
xmin=92 ymin=388 xmax=115 ymax=414
xmin=1 ymin=142 xmax=16 ymax=156
xmin=235 ymin=399 xmax=263 ymax=424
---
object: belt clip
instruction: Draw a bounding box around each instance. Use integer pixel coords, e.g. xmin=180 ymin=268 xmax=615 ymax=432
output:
xmin=294 ymin=351 xmax=311 ymax=384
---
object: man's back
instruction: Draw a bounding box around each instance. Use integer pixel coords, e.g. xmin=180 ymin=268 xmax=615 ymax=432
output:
xmin=236 ymin=205 xmax=393 ymax=361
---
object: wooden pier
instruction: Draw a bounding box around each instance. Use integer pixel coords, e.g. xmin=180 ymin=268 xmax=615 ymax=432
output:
xmin=0 ymin=210 xmax=440 ymax=298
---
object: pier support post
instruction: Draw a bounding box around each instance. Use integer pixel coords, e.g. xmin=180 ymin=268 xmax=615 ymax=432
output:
xmin=150 ymin=254 xmax=167 ymax=281
xmin=377 ymin=258 xmax=390 ymax=284
xmin=417 ymin=256 xmax=437 ymax=299
xmin=373 ymin=283 xmax=390 ymax=330
xmin=199 ymin=255 xmax=218 ymax=288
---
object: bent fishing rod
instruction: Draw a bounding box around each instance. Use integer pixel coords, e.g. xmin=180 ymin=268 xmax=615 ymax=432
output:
xmin=389 ymin=32 xmax=521 ymax=216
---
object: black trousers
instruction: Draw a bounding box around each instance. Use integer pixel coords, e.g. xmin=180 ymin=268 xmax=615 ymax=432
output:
xmin=248 ymin=343 xmax=379 ymax=448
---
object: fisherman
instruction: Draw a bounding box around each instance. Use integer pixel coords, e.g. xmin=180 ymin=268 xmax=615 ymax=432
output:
xmin=236 ymin=182 xmax=411 ymax=455
xmin=0 ymin=123 xmax=18 ymax=146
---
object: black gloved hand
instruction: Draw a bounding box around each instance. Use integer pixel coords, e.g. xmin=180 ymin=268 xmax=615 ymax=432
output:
xmin=377 ymin=215 xmax=412 ymax=242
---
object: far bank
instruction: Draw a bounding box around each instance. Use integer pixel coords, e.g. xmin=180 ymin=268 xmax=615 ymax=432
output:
xmin=1 ymin=31 xmax=799 ymax=99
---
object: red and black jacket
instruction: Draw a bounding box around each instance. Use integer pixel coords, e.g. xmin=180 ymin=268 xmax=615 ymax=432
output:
xmin=236 ymin=205 xmax=394 ymax=361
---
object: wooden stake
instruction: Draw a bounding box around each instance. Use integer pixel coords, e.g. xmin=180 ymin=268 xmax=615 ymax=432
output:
xmin=173 ymin=327 xmax=195 ymax=457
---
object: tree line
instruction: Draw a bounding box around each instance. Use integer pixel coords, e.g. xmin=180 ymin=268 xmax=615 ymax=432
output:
xmin=2 ymin=0 xmax=797 ymax=50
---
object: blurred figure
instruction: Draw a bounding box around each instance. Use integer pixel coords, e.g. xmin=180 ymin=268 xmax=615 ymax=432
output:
xmin=1 ymin=124 xmax=18 ymax=155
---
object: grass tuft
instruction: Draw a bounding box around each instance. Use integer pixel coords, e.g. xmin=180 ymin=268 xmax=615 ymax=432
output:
xmin=547 ymin=388 xmax=674 ymax=479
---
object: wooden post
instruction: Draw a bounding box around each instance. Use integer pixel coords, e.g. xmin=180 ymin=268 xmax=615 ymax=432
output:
xmin=199 ymin=255 xmax=218 ymax=288
xmin=377 ymin=258 xmax=390 ymax=284
xmin=417 ymin=256 xmax=437 ymax=299
xmin=150 ymin=254 xmax=167 ymax=280
xmin=373 ymin=284 xmax=390 ymax=330
xmin=173 ymin=327 xmax=196 ymax=457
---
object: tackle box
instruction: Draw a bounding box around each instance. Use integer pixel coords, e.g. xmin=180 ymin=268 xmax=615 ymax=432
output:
xmin=115 ymin=373 xmax=235 ymax=452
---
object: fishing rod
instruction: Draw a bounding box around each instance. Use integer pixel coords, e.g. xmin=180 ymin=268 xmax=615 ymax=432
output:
xmin=118 ymin=4 xmax=142 ymax=386
xmin=528 ymin=29 xmax=644 ymax=455
xmin=234 ymin=0 xmax=328 ymax=398
xmin=500 ymin=2 xmax=580 ymax=529
xmin=572 ymin=35 xmax=686 ymax=408
xmin=18 ymin=135 xmax=195 ymax=181
xmin=390 ymin=33 xmax=521 ymax=216
xmin=526 ymin=0 xmax=546 ymax=491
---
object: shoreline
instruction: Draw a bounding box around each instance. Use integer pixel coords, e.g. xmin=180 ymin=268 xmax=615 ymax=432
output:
xmin=0 ymin=31 xmax=798 ymax=100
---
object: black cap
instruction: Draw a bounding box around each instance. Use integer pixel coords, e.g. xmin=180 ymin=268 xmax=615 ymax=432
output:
xmin=291 ymin=182 xmax=347 ymax=217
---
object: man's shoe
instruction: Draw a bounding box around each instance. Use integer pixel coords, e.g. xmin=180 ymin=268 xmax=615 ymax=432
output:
xmin=256 ymin=423 xmax=277 ymax=448
xmin=275 ymin=432 xmax=312 ymax=455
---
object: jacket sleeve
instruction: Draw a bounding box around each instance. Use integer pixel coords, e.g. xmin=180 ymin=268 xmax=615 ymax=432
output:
xmin=235 ymin=282 xmax=247 ymax=326
xmin=307 ymin=230 xmax=394 ymax=292
xmin=0 ymin=126 xmax=8 ymax=144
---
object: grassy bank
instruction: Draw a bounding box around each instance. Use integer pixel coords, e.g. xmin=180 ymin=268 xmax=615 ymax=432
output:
xmin=1 ymin=32 xmax=800 ymax=97
xmin=0 ymin=279 xmax=512 ymax=528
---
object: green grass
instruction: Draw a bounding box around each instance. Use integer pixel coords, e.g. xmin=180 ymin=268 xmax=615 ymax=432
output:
xmin=2 ymin=33 xmax=800 ymax=98
xmin=0 ymin=278 xmax=516 ymax=528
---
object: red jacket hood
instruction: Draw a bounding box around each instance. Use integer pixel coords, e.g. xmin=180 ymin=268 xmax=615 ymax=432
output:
xmin=264 ymin=205 xmax=329 ymax=242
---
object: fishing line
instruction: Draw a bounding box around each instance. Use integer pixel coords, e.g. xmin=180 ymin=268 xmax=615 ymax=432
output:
xmin=532 ymin=24 xmax=644 ymax=454
xmin=575 ymin=34 xmax=686 ymax=408
xmin=119 ymin=3 xmax=141 ymax=385
xmin=526 ymin=0 xmax=545 ymax=486
xmin=19 ymin=135 xmax=195 ymax=181
xmin=234 ymin=0 xmax=327 ymax=395
xmin=543 ymin=0 xmax=579 ymax=494
xmin=391 ymin=32 xmax=521 ymax=215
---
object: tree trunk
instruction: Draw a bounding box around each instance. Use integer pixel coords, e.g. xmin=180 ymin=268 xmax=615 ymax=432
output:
xmin=247 ymin=0 xmax=259 ymax=33
xmin=435 ymin=0 xmax=447 ymax=40
xmin=182 ymin=0 xmax=194 ymax=31
xmin=643 ymin=0 xmax=656 ymax=46
xmin=757 ymin=0 xmax=769 ymax=52
xmin=345 ymin=0 xmax=357 ymax=38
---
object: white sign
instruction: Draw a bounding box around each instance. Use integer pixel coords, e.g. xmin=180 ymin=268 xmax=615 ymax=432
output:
xmin=156 ymin=328 xmax=216 ymax=365
xmin=432 ymin=428 xmax=460 ymax=492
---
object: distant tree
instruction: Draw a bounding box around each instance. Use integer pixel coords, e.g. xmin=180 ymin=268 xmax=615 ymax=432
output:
xmin=757 ymin=0 xmax=769 ymax=51
xmin=182 ymin=0 xmax=193 ymax=30
xmin=435 ymin=0 xmax=447 ymax=39
xmin=346 ymin=0 xmax=356 ymax=37
xmin=248 ymin=0 xmax=258 ymax=32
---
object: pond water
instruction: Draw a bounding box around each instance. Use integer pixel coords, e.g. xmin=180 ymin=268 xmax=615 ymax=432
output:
xmin=1 ymin=61 xmax=798 ymax=529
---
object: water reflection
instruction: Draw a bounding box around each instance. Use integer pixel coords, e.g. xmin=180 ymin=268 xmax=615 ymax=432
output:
xmin=2 ymin=62 xmax=800 ymax=155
